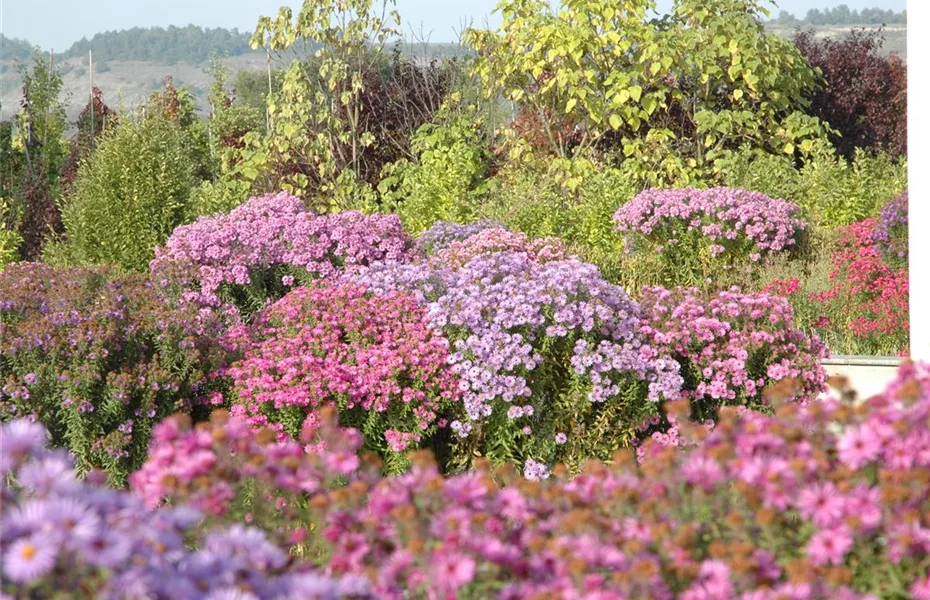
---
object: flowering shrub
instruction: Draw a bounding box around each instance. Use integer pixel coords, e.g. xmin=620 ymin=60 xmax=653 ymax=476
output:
xmin=350 ymin=251 xmax=683 ymax=473
xmin=808 ymin=218 xmax=908 ymax=355
xmin=150 ymin=192 xmax=417 ymax=318
xmin=223 ymin=281 xmax=460 ymax=471
xmin=130 ymin=407 xmax=365 ymax=537
xmin=871 ymin=190 xmax=908 ymax=269
xmin=132 ymin=363 xmax=930 ymax=599
xmin=435 ymin=226 xmax=568 ymax=269
xmin=0 ymin=263 xmax=228 ymax=483
xmin=614 ymin=187 xmax=807 ymax=287
xmin=0 ymin=419 xmax=370 ymax=599
xmin=416 ymin=219 xmax=505 ymax=256
xmin=638 ymin=286 xmax=828 ymax=418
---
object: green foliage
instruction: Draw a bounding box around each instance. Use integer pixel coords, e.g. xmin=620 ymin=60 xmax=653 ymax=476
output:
xmin=207 ymin=59 xmax=266 ymax=149
xmin=7 ymin=51 xmax=69 ymax=259
xmin=238 ymin=0 xmax=400 ymax=209
xmin=15 ymin=52 xmax=68 ymax=178
xmin=186 ymin=178 xmax=254 ymax=219
xmin=378 ymin=101 xmax=493 ymax=233
xmin=53 ymin=109 xmax=197 ymax=272
xmin=467 ymin=0 xmax=830 ymax=180
xmin=0 ymin=197 xmax=23 ymax=269
xmin=233 ymin=68 xmax=285 ymax=114
xmin=477 ymin=157 xmax=638 ymax=281
xmin=721 ymin=146 xmax=907 ymax=227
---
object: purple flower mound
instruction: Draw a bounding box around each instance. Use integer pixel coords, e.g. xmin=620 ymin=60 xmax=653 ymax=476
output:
xmin=150 ymin=192 xmax=419 ymax=317
xmin=0 ymin=420 xmax=370 ymax=599
xmin=871 ymin=190 xmax=908 ymax=264
xmin=350 ymin=249 xmax=683 ymax=470
xmin=417 ymin=220 xmax=506 ymax=256
xmin=613 ymin=187 xmax=806 ymax=278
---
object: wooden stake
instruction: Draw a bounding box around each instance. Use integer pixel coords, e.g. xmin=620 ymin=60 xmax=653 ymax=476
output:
xmin=89 ymin=50 xmax=95 ymax=149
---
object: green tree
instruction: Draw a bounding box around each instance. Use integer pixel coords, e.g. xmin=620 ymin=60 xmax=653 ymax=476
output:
xmin=467 ymin=0 xmax=830 ymax=184
xmin=233 ymin=0 xmax=401 ymax=209
xmin=51 ymin=108 xmax=196 ymax=272
xmin=9 ymin=51 xmax=68 ymax=259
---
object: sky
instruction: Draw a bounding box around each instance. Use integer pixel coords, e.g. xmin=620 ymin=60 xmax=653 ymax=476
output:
xmin=0 ymin=0 xmax=909 ymax=52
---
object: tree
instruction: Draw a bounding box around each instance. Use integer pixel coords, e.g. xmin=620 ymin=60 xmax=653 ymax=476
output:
xmin=11 ymin=51 xmax=68 ymax=259
xmin=60 ymin=87 xmax=116 ymax=192
xmin=467 ymin=0 xmax=829 ymax=184
xmin=54 ymin=106 xmax=196 ymax=272
xmin=240 ymin=0 xmax=402 ymax=207
xmin=794 ymin=28 xmax=906 ymax=158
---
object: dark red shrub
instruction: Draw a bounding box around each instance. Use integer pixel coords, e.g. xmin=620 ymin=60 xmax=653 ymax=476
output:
xmin=794 ymin=28 xmax=907 ymax=158
xmin=60 ymin=87 xmax=115 ymax=191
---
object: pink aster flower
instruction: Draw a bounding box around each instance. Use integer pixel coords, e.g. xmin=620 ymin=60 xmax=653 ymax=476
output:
xmin=837 ymin=425 xmax=882 ymax=470
xmin=806 ymin=526 xmax=853 ymax=566
xmin=796 ymin=482 xmax=845 ymax=528
xmin=911 ymin=574 xmax=930 ymax=600
xmin=430 ymin=550 xmax=476 ymax=590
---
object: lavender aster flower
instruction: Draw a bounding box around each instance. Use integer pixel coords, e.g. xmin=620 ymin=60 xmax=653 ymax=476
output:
xmin=2 ymin=537 xmax=57 ymax=583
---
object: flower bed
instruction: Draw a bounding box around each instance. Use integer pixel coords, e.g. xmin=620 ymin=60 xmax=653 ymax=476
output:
xmin=0 ymin=263 xmax=228 ymax=483
xmin=0 ymin=418 xmax=368 ymax=599
xmin=351 ymin=248 xmax=683 ymax=473
xmin=638 ymin=285 xmax=828 ymax=418
xmin=223 ymin=281 xmax=460 ymax=471
xmin=614 ymin=187 xmax=806 ymax=287
xmin=150 ymin=192 xmax=418 ymax=318
xmin=126 ymin=362 xmax=930 ymax=599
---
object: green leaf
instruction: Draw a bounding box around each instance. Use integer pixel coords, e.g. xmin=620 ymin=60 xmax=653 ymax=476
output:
xmin=629 ymin=85 xmax=643 ymax=102
xmin=609 ymin=114 xmax=622 ymax=130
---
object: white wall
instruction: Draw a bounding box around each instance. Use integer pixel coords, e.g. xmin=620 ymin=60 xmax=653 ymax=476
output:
xmin=910 ymin=0 xmax=929 ymax=359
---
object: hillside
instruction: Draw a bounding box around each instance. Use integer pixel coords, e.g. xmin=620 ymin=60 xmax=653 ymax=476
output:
xmin=765 ymin=23 xmax=907 ymax=59
xmin=0 ymin=22 xmax=906 ymax=122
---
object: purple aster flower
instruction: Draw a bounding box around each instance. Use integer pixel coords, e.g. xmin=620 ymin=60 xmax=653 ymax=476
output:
xmin=2 ymin=536 xmax=57 ymax=583
xmin=523 ymin=459 xmax=550 ymax=481
xmin=0 ymin=420 xmax=47 ymax=455
xmin=17 ymin=453 xmax=78 ymax=496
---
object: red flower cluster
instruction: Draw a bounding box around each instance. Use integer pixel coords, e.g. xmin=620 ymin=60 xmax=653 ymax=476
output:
xmin=814 ymin=218 xmax=908 ymax=353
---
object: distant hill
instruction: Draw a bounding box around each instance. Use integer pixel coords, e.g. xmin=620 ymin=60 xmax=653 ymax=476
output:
xmin=62 ymin=25 xmax=261 ymax=64
xmin=767 ymin=6 xmax=905 ymax=27
xmin=0 ymin=34 xmax=35 ymax=61
xmin=765 ymin=23 xmax=906 ymax=60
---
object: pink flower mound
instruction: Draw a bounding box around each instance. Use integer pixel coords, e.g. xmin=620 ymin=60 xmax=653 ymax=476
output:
xmin=130 ymin=409 xmax=363 ymax=519
xmin=435 ymin=227 xmax=568 ymax=269
xmin=150 ymin=192 xmax=417 ymax=313
xmin=225 ymin=281 xmax=459 ymax=459
xmin=614 ymin=186 xmax=805 ymax=261
xmin=317 ymin=364 xmax=930 ymax=599
xmin=639 ymin=286 xmax=827 ymax=408
xmin=128 ymin=364 xmax=930 ymax=599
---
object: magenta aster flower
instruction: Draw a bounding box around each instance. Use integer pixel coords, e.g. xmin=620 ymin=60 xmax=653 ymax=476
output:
xmin=837 ymin=425 xmax=882 ymax=470
xmin=806 ymin=526 xmax=853 ymax=566
xmin=431 ymin=550 xmax=476 ymax=590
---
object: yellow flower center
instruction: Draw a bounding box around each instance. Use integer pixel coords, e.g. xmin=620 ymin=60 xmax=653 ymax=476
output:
xmin=20 ymin=544 xmax=36 ymax=560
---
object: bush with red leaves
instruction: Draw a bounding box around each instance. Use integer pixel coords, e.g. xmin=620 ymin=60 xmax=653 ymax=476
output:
xmin=60 ymin=87 xmax=115 ymax=191
xmin=794 ymin=28 xmax=906 ymax=159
